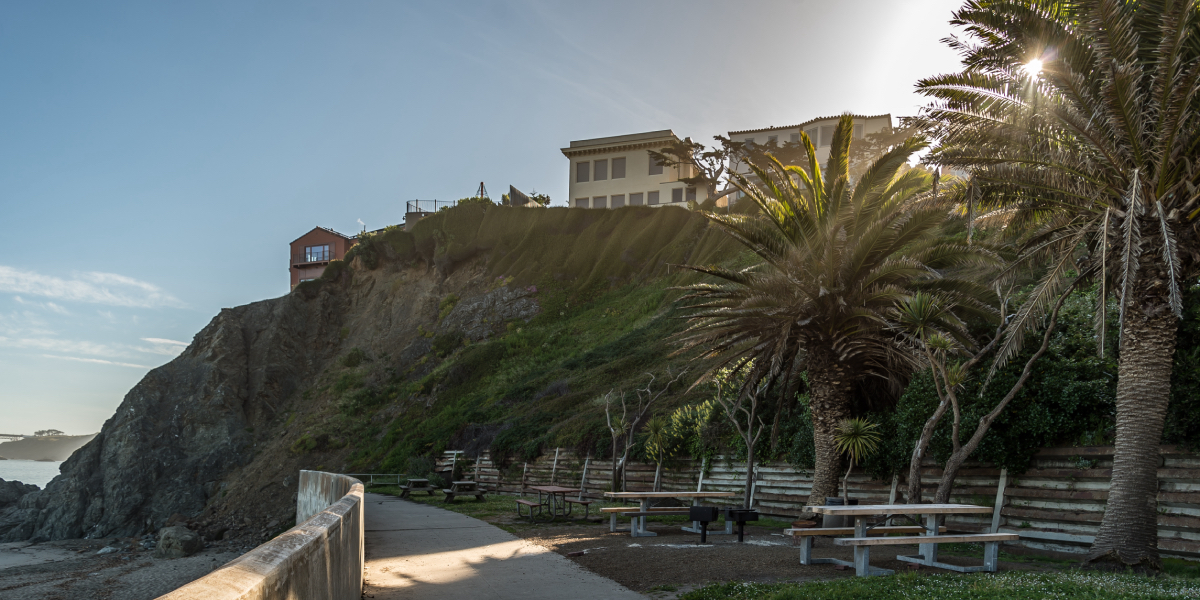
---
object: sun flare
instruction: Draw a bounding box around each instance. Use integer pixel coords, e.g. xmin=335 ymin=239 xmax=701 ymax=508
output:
xmin=1024 ymin=58 xmax=1044 ymax=76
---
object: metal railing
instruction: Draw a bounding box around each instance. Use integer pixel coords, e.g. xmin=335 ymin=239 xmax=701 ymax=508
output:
xmin=406 ymin=199 xmax=456 ymax=214
xmin=342 ymin=473 xmax=405 ymax=486
xmin=292 ymin=251 xmax=332 ymax=265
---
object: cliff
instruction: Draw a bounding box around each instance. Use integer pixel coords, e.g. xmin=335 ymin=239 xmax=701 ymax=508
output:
xmin=2 ymin=204 xmax=739 ymax=542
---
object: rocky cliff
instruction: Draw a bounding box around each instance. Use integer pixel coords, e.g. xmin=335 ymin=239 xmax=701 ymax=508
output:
xmin=1 ymin=204 xmax=736 ymax=542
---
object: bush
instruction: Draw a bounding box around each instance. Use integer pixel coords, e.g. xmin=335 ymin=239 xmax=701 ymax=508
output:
xmin=341 ymin=348 xmax=369 ymax=368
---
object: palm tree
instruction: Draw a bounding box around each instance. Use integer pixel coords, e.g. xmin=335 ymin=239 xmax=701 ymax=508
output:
xmin=675 ymin=115 xmax=993 ymax=513
xmin=916 ymin=0 xmax=1200 ymax=570
xmin=833 ymin=418 xmax=882 ymax=501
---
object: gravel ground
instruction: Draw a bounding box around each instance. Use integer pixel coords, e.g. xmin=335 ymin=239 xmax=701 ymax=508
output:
xmin=515 ymin=522 xmax=1041 ymax=597
xmin=0 ymin=538 xmax=244 ymax=600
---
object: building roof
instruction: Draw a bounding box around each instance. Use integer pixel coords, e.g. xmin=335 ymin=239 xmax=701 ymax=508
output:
xmin=290 ymin=226 xmax=356 ymax=245
xmin=729 ymin=113 xmax=892 ymax=136
xmin=561 ymin=130 xmax=681 ymax=157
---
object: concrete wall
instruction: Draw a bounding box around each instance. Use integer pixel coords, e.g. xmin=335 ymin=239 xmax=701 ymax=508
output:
xmin=158 ymin=471 xmax=364 ymax=600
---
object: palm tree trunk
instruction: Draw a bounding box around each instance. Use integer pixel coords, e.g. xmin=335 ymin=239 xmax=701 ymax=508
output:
xmin=804 ymin=352 xmax=853 ymax=514
xmin=1088 ymin=303 xmax=1177 ymax=571
xmin=907 ymin=398 xmax=950 ymax=503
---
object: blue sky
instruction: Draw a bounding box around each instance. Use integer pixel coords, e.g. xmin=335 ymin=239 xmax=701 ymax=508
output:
xmin=0 ymin=0 xmax=965 ymax=435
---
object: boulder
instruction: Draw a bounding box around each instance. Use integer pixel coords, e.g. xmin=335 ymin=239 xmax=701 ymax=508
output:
xmin=155 ymin=526 xmax=203 ymax=558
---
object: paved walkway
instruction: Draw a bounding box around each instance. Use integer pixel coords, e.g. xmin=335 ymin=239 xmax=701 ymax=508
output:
xmin=363 ymin=493 xmax=644 ymax=599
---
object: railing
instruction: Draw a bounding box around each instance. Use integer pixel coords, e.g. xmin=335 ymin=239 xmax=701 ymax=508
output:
xmin=343 ymin=473 xmax=405 ymax=486
xmin=292 ymin=252 xmax=332 ymax=265
xmin=406 ymin=199 xmax=456 ymax=214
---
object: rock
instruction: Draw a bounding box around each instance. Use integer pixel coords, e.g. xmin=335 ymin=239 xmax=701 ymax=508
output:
xmin=155 ymin=526 xmax=203 ymax=559
xmin=96 ymin=546 xmax=120 ymax=555
xmin=0 ymin=479 xmax=38 ymax=509
xmin=166 ymin=513 xmax=187 ymax=526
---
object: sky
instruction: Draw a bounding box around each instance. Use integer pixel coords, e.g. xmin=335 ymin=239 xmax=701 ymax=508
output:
xmin=0 ymin=0 xmax=967 ymax=436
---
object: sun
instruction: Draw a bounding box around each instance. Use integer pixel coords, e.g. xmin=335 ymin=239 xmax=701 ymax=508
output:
xmin=1023 ymin=59 xmax=1044 ymax=76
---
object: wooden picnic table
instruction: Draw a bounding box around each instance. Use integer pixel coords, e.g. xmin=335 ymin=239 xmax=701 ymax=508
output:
xmin=399 ymin=477 xmax=435 ymax=498
xmin=810 ymin=503 xmax=1005 ymax=577
xmin=443 ymin=480 xmax=486 ymax=503
xmin=526 ymin=485 xmax=580 ymax=520
xmin=603 ymin=491 xmax=737 ymax=537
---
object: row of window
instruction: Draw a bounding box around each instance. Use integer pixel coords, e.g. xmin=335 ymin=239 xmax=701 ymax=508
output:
xmin=576 ymin=156 xmax=664 ymax=183
xmin=744 ymin=124 xmax=865 ymax=148
xmin=575 ymin=187 xmax=696 ymax=208
xmin=303 ymin=244 xmax=330 ymax=262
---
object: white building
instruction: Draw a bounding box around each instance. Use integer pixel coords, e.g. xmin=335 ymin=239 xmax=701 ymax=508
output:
xmin=560 ymin=130 xmax=709 ymax=209
xmin=727 ymin=113 xmax=893 ymax=166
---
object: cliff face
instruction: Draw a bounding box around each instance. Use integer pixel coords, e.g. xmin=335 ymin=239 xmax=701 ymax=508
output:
xmin=2 ymin=205 xmax=736 ymax=542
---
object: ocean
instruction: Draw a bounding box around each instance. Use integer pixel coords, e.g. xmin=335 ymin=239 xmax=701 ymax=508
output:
xmin=0 ymin=460 xmax=63 ymax=488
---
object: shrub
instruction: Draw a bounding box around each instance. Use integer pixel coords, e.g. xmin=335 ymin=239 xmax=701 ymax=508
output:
xmin=341 ymin=348 xmax=369 ymax=368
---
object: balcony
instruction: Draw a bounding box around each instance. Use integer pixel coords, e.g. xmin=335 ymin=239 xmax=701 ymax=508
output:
xmin=292 ymin=251 xmax=332 ymax=268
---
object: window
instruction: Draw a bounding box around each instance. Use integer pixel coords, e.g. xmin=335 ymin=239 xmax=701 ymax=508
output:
xmin=805 ymin=127 xmax=819 ymax=143
xmin=648 ymin=191 xmax=660 ymax=205
xmin=593 ymin=196 xmax=607 ymax=209
xmin=648 ymin=156 xmax=664 ymax=176
xmin=672 ymin=188 xmax=684 ymax=203
xmin=575 ymin=197 xmax=588 ymax=208
xmin=594 ymin=159 xmax=608 ymax=181
xmin=854 ymin=124 xmax=864 ymax=139
xmin=790 ymin=133 xmax=800 ymax=143
xmin=767 ymin=135 xmax=778 ymax=145
xmin=612 ymin=157 xmax=626 ymax=179
xmin=611 ymin=194 xmax=625 ymax=208
xmin=576 ymin=162 xmax=590 ymax=183
xmin=820 ymin=125 xmax=834 ymax=147
xmin=304 ymin=245 xmax=330 ymax=262
xmin=630 ymin=192 xmax=644 ymax=206
xmin=745 ymin=137 xmax=755 ymax=145
xmin=686 ymin=188 xmax=696 ymax=203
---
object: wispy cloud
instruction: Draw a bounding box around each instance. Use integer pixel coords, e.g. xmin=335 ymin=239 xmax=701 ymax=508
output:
xmin=0 ymin=335 xmax=119 ymax=356
xmin=138 ymin=337 xmax=189 ymax=356
xmin=41 ymin=355 xmax=150 ymax=369
xmin=0 ymin=266 xmax=185 ymax=308
xmin=13 ymin=296 xmax=70 ymax=315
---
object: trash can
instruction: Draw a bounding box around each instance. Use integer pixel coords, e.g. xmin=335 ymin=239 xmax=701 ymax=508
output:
xmin=821 ymin=497 xmax=858 ymax=528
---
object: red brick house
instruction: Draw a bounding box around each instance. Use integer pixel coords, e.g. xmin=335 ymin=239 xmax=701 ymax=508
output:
xmin=290 ymin=227 xmax=357 ymax=288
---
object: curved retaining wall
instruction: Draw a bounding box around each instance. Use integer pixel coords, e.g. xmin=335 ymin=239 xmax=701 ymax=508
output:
xmin=158 ymin=471 xmax=364 ymax=600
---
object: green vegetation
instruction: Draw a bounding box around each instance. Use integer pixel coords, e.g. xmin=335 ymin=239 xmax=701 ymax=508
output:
xmin=678 ymin=571 xmax=1200 ymax=600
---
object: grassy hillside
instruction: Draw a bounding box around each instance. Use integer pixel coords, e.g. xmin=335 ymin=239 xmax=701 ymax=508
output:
xmin=288 ymin=204 xmax=746 ymax=474
xmin=0 ymin=435 xmax=97 ymax=461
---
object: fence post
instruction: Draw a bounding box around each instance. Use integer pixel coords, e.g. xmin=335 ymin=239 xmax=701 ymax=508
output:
xmin=888 ymin=474 xmax=899 ymax=505
xmin=521 ymin=462 xmax=528 ymax=498
xmin=579 ymin=457 xmax=590 ymax=500
xmin=749 ymin=465 xmax=759 ymax=510
xmin=550 ymin=447 xmax=561 ymax=483
xmin=991 ymin=468 xmax=1008 ymax=533
xmin=696 ymin=457 xmax=708 ymax=492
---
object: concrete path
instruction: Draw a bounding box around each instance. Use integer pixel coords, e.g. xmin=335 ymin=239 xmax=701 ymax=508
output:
xmin=363 ymin=493 xmax=644 ymax=599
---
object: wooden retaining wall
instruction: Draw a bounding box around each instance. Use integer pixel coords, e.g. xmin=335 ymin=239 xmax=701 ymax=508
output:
xmin=434 ymin=445 xmax=1200 ymax=559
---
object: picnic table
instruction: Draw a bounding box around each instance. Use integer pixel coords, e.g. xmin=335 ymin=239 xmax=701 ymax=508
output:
xmin=516 ymin=485 xmax=586 ymax=521
xmin=809 ymin=503 xmax=1018 ymax=577
xmin=399 ymin=477 xmax=435 ymax=498
xmin=603 ymin=491 xmax=737 ymax=537
xmin=443 ymin=480 xmax=486 ymax=503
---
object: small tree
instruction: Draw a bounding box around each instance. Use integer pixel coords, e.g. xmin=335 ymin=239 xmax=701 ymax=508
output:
xmin=643 ymin=416 xmax=678 ymax=492
xmin=33 ymin=429 xmax=63 ymax=437
xmin=603 ymin=369 xmax=687 ymax=492
xmin=833 ymin=418 xmax=881 ymax=501
xmin=712 ymin=368 xmax=767 ymax=510
xmin=647 ymin=137 xmax=743 ymax=208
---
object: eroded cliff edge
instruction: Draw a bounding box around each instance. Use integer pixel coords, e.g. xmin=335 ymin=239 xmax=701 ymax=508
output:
xmin=0 ymin=204 xmax=734 ymax=542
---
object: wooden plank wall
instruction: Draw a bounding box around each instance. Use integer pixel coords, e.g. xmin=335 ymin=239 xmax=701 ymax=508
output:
xmin=434 ymin=445 xmax=1200 ymax=558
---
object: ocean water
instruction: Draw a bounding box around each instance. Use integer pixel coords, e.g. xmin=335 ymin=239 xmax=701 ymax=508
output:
xmin=0 ymin=460 xmax=63 ymax=488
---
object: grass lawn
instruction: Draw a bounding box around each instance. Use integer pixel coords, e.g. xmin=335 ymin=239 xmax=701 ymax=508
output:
xmin=679 ymin=571 xmax=1200 ymax=600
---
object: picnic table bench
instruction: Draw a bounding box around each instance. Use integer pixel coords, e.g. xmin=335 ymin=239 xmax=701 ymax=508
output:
xmin=515 ymin=486 xmax=586 ymax=522
xmin=443 ymin=480 xmax=486 ymax=503
xmin=602 ymin=492 xmax=737 ymax=538
xmin=399 ymin=477 xmax=436 ymax=498
xmin=811 ymin=503 xmax=1018 ymax=577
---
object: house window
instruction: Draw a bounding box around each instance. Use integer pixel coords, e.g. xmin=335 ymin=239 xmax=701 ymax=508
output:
xmin=745 ymin=137 xmax=755 ymax=146
xmin=648 ymin=191 xmax=660 ymax=205
xmin=854 ymin=124 xmax=864 ymax=139
xmin=767 ymin=135 xmax=778 ymax=145
xmin=790 ymin=133 xmax=800 ymax=143
xmin=820 ymin=126 xmax=834 ymax=147
xmin=612 ymin=157 xmax=626 ymax=179
xmin=611 ymin=194 xmax=625 ymax=207
xmin=575 ymin=197 xmax=588 ymax=208
xmin=686 ymin=188 xmax=697 ymax=203
xmin=577 ymin=162 xmax=590 ymax=183
xmin=672 ymin=188 xmax=683 ymax=203
xmin=594 ymin=159 xmax=608 ymax=181
xmin=630 ymin=192 xmax=644 ymax=206
xmin=806 ymin=127 xmax=819 ymax=143
xmin=305 ymin=245 xmax=330 ymax=262
xmin=649 ymin=156 xmax=664 ymax=176
xmin=593 ymin=196 xmax=607 ymax=209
